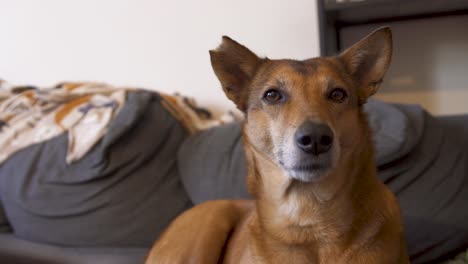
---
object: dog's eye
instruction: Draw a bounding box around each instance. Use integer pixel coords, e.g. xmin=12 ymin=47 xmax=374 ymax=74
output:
xmin=328 ymin=88 xmax=347 ymax=103
xmin=263 ymin=89 xmax=284 ymax=104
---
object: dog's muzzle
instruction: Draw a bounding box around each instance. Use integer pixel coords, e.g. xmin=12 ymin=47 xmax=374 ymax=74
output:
xmin=283 ymin=121 xmax=334 ymax=182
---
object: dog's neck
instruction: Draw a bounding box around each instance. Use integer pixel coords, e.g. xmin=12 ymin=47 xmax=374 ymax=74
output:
xmin=243 ymin=120 xmax=386 ymax=260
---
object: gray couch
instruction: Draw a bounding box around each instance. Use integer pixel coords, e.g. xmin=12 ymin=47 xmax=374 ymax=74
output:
xmin=0 ymin=91 xmax=467 ymax=264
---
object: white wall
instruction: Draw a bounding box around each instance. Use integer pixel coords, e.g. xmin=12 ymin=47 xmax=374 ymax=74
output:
xmin=0 ymin=0 xmax=320 ymax=113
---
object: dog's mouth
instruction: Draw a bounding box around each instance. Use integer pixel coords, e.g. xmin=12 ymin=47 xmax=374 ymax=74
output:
xmin=279 ymin=161 xmax=331 ymax=182
xmin=288 ymin=163 xmax=328 ymax=171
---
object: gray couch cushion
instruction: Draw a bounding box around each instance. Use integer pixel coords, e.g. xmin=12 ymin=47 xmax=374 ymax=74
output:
xmin=178 ymin=122 xmax=250 ymax=204
xmin=364 ymin=99 xmax=424 ymax=166
xmin=0 ymin=91 xmax=192 ymax=247
xmin=379 ymin=112 xmax=468 ymax=264
xmin=0 ymin=201 xmax=10 ymax=233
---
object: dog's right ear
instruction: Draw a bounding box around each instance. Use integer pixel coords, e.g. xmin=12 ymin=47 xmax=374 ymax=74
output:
xmin=338 ymin=27 xmax=392 ymax=105
xmin=210 ymin=36 xmax=263 ymax=111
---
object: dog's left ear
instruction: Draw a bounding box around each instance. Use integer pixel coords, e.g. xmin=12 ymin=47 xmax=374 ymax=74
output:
xmin=339 ymin=27 xmax=392 ymax=104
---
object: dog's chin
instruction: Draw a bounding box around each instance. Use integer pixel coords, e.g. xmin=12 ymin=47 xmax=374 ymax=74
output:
xmin=287 ymin=167 xmax=330 ymax=183
xmin=278 ymin=150 xmax=335 ymax=183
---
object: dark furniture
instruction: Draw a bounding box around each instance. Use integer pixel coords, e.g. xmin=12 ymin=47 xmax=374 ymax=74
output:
xmin=319 ymin=0 xmax=468 ymax=55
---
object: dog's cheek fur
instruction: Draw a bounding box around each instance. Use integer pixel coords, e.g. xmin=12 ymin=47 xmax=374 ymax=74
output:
xmin=246 ymin=110 xmax=275 ymax=158
xmin=263 ymin=101 xmax=302 ymax=165
xmin=277 ymin=106 xmax=305 ymax=165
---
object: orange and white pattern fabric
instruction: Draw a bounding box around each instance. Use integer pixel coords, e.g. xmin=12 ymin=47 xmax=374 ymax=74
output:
xmin=0 ymin=79 xmax=241 ymax=165
xmin=159 ymin=93 xmax=241 ymax=133
xmin=0 ymin=81 xmax=126 ymax=164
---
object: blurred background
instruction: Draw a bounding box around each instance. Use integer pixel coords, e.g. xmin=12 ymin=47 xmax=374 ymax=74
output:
xmin=1 ymin=0 xmax=467 ymax=115
xmin=322 ymin=0 xmax=468 ymax=115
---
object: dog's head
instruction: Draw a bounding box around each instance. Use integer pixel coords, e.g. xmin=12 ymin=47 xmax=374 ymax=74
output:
xmin=210 ymin=28 xmax=392 ymax=184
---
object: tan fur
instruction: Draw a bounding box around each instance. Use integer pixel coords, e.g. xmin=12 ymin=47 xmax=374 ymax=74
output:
xmin=145 ymin=27 xmax=410 ymax=264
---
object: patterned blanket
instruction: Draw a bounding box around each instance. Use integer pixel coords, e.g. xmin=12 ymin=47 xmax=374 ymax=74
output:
xmin=0 ymin=80 xmax=237 ymax=165
xmin=0 ymin=81 xmax=127 ymax=164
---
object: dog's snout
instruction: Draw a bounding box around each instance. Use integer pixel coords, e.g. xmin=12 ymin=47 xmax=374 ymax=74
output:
xmin=295 ymin=122 xmax=333 ymax=155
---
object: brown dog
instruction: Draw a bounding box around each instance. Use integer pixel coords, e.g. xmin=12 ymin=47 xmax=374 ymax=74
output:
xmin=145 ymin=27 xmax=410 ymax=264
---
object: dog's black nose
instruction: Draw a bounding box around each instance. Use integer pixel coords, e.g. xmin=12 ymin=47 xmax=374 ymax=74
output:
xmin=295 ymin=121 xmax=333 ymax=155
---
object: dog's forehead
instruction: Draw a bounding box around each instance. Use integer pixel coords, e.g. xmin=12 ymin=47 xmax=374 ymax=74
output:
xmin=281 ymin=59 xmax=319 ymax=75
xmin=258 ymin=57 xmax=345 ymax=84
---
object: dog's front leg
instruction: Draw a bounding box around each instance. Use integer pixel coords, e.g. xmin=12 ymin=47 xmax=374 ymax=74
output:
xmin=145 ymin=200 xmax=252 ymax=264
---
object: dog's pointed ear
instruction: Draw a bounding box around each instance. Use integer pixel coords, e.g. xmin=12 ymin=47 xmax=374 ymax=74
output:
xmin=210 ymin=36 xmax=263 ymax=111
xmin=339 ymin=27 xmax=392 ymax=104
